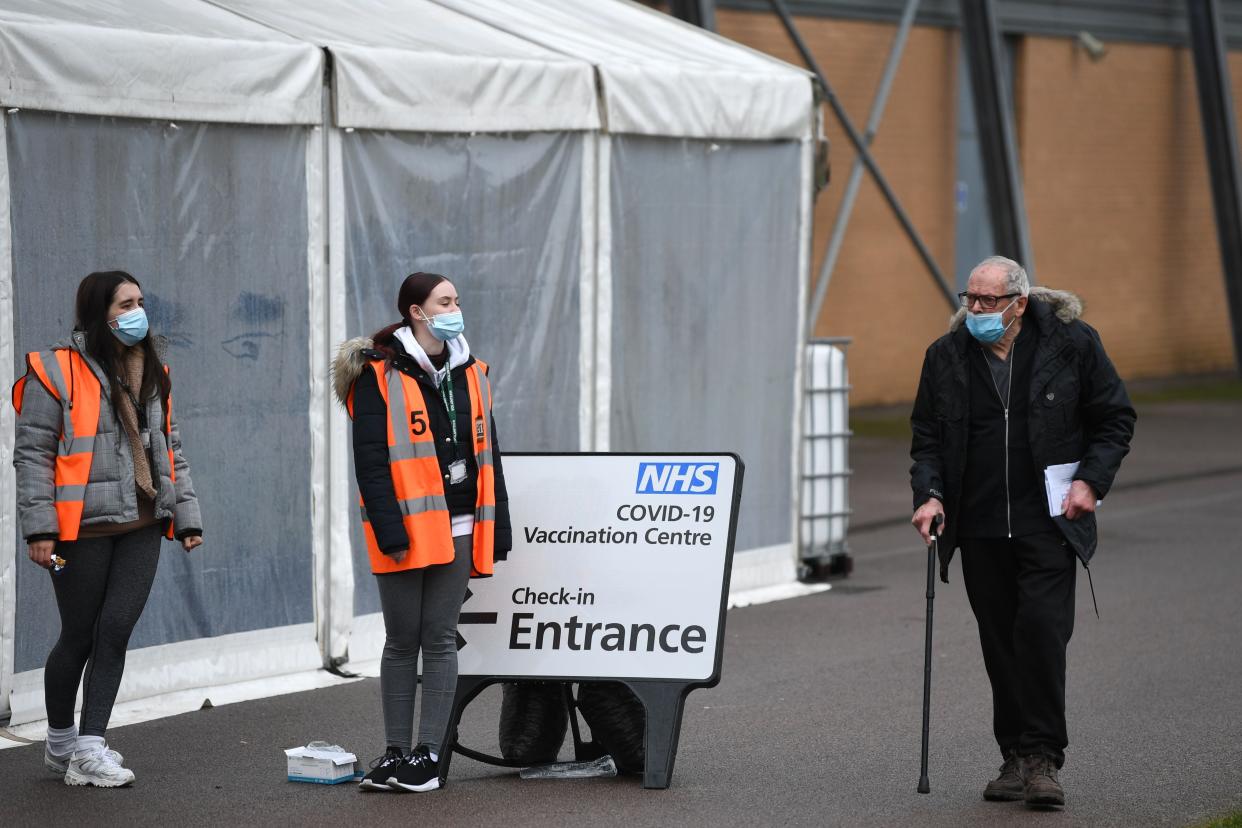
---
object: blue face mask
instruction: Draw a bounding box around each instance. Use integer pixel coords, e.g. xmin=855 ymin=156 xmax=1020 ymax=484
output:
xmin=421 ymin=309 xmax=465 ymax=342
xmin=965 ymin=299 xmax=1018 ymax=344
xmin=109 ymin=307 xmax=149 ymax=346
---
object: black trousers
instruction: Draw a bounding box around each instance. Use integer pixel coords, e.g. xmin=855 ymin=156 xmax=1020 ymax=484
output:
xmin=960 ymin=531 xmax=1076 ymax=767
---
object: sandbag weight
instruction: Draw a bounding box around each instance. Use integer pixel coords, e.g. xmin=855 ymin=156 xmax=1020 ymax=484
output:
xmin=498 ymin=682 xmax=570 ymax=764
xmin=575 ymin=681 xmax=646 ymax=774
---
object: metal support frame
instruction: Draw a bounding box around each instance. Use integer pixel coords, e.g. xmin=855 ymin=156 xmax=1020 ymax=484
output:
xmin=442 ymin=676 xmax=694 ymax=789
xmin=809 ymin=0 xmax=920 ymax=328
xmin=768 ymin=0 xmax=957 ymax=311
xmin=669 ymin=0 xmax=717 ymax=31
xmin=958 ymin=0 xmax=1034 ymax=273
xmin=1187 ymin=0 xmax=1242 ymax=374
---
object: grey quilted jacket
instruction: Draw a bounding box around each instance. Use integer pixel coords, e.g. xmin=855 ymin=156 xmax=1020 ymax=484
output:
xmin=13 ymin=332 xmax=202 ymax=541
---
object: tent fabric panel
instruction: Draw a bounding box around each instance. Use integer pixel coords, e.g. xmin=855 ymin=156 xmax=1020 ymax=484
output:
xmin=212 ymin=0 xmax=575 ymax=55
xmin=209 ymin=0 xmax=600 ymax=133
xmin=0 ymin=0 xmax=312 ymax=40
xmin=331 ymin=47 xmax=599 ymax=133
xmin=434 ymin=0 xmax=815 ymax=140
xmin=0 ymin=2 xmax=322 ymax=124
xmin=7 ymin=112 xmax=315 ymax=671
xmin=338 ymin=130 xmax=584 ymax=615
xmin=601 ymin=61 xmax=815 ymax=141
xmin=608 ymin=135 xmax=804 ymax=551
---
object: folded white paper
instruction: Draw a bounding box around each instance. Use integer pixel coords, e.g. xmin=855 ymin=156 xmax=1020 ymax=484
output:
xmin=1044 ymin=461 xmax=1080 ymax=517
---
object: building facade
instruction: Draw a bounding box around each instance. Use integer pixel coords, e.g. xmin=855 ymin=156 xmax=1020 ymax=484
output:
xmin=655 ymin=1 xmax=1242 ymax=404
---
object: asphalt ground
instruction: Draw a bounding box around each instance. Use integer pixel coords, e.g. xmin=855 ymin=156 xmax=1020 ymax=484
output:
xmin=1 ymin=400 xmax=1240 ymax=827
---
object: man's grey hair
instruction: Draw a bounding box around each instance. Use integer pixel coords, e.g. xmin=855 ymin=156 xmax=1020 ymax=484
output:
xmin=972 ymin=255 xmax=1030 ymax=296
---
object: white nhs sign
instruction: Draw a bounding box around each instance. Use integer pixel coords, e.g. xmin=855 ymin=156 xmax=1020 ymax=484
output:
xmin=635 ymin=462 xmax=720 ymax=495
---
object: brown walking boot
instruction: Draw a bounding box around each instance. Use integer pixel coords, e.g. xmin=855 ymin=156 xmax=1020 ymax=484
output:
xmin=983 ymin=752 xmax=1024 ymax=801
xmin=1022 ymin=754 xmax=1066 ymax=808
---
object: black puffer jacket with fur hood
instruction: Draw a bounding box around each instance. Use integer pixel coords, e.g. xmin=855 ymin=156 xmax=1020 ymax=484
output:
xmin=910 ymin=287 xmax=1136 ymax=580
xmin=332 ymin=336 xmax=511 ymax=563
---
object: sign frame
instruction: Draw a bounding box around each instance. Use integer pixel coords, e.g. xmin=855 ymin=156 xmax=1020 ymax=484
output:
xmin=438 ymin=451 xmax=745 ymax=789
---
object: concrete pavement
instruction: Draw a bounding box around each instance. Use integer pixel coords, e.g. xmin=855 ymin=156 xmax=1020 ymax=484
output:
xmin=1 ymin=399 xmax=1239 ymax=826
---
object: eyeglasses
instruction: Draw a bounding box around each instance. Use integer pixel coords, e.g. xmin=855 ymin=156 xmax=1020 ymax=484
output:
xmin=957 ymin=291 xmax=1019 ymax=310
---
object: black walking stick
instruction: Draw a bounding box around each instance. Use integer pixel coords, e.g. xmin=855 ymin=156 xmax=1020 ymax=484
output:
xmin=917 ymin=513 xmax=943 ymax=795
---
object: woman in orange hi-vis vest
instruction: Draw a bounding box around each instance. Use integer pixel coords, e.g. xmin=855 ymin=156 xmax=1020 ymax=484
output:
xmin=11 ymin=271 xmax=202 ymax=789
xmin=332 ymin=271 xmax=512 ymax=794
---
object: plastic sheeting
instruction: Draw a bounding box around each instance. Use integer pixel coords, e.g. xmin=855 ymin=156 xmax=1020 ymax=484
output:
xmin=7 ymin=111 xmax=314 ymax=672
xmin=212 ymin=0 xmax=599 ymax=133
xmin=339 ymin=130 xmax=585 ymax=614
xmin=435 ymin=0 xmax=814 ymax=140
xmin=0 ymin=0 xmax=819 ymax=717
xmin=608 ymin=136 xmax=804 ymax=552
xmin=0 ymin=0 xmax=321 ymax=124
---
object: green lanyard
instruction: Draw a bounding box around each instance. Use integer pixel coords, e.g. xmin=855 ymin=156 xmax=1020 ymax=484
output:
xmin=439 ymin=368 xmax=458 ymax=445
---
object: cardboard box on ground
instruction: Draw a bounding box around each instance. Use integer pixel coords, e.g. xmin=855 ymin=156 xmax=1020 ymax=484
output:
xmin=285 ymin=742 xmax=362 ymax=784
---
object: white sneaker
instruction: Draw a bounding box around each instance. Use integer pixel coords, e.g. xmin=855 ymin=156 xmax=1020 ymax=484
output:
xmin=45 ymin=744 xmax=125 ymax=776
xmin=64 ymin=748 xmax=135 ymax=787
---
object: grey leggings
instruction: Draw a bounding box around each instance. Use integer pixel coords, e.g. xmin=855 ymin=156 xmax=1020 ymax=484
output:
xmin=376 ymin=533 xmax=473 ymax=753
xmin=44 ymin=524 xmax=163 ymax=736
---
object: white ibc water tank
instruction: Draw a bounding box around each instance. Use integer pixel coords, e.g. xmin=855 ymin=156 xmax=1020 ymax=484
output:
xmin=800 ymin=339 xmax=851 ymax=563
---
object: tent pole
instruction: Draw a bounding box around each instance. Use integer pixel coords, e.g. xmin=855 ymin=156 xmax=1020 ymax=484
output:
xmin=322 ymin=55 xmax=356 ymax=670
xmin=0 ymin=111 xmax=16 ymax=725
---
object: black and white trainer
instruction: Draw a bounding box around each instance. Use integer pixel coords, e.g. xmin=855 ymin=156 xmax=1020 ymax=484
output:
xmin=386 ymin=745 xmax=441 ymax=793
xmin=358 ymin=747 xmax=404 ymax=791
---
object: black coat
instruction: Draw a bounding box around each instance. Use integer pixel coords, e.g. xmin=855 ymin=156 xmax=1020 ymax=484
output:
xmin=910 ymin=289 xmax=1136 ymax=581
xmin=351 ymin=343 xmax=512 ymax=563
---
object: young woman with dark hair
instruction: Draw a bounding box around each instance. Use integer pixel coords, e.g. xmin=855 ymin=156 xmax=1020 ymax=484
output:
xmin=12 ymin=270 xmax=203 ymax=787
xmin=332 ymin=271 xmax=512 ymax=793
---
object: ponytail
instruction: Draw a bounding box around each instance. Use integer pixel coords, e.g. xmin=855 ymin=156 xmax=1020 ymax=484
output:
xmin=369 ymin=321 xmax=404 ymax=358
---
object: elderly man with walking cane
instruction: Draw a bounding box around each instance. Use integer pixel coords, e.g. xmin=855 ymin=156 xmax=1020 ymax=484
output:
xmin=909 ymin=256 xmax=1136 ymax=808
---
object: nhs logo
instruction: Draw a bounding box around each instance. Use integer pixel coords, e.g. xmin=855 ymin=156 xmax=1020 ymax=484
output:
xmin=636 ymin=462 xmax=719 ymax=495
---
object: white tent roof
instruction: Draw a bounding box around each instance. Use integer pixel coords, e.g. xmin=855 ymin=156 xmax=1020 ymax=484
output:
xmin=213 ymin=0 xmax=601 ymax=133
xmin=433 ymin=0 xmax=816 ymax=141
xmin=0 ymin=0 xmax=322 ymax=124
xmin=0 ymin=0 xmax=810 ymax=139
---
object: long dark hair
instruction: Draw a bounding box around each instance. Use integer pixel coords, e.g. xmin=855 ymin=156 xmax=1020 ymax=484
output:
xmin=370 ymin=271 xmax=449 ymax=355
xmin=74 ymin=271 xmax=171 ymax=406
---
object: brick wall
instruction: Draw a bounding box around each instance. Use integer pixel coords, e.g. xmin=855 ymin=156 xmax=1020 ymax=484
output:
xmin=714 ymin=10 xmax=1240 ymax=404
xmin=1018 ymin=36 xmax=1238 ymax=380
xmin=717 ymin=10 xmax=959 ymax=406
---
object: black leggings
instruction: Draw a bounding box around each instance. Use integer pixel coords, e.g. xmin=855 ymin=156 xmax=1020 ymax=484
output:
xmin=44 ymin=525 xmax=162 ymax=736
xmin=376 ymin=534 xmax=474 ymax=754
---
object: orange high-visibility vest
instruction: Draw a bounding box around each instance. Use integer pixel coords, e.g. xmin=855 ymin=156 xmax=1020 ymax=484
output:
xmin=12 ymin=349 xmax=176 ymax=541
xmin=347 ymin=358 xmax=497 ymax=576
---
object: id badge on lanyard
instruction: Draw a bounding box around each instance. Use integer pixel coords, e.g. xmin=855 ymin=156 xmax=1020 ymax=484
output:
xmin=441 ymin=368 xmax=467 ymax=486
xmin=448 ymin=459 xmax=468 ymax=485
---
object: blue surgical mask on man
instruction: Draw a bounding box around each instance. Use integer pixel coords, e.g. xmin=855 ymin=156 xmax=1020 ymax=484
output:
xmin=965 ymin=298 xmax=1018 ymax=344
xmin=109 ymin=307 xmax=149 ymax=346
xmin=420 ymin=308 xmax=465 ymax=341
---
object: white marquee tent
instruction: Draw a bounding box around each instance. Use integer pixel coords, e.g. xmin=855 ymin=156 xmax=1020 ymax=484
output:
xmin=0 ymin=0 xmax=816 ymax=726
